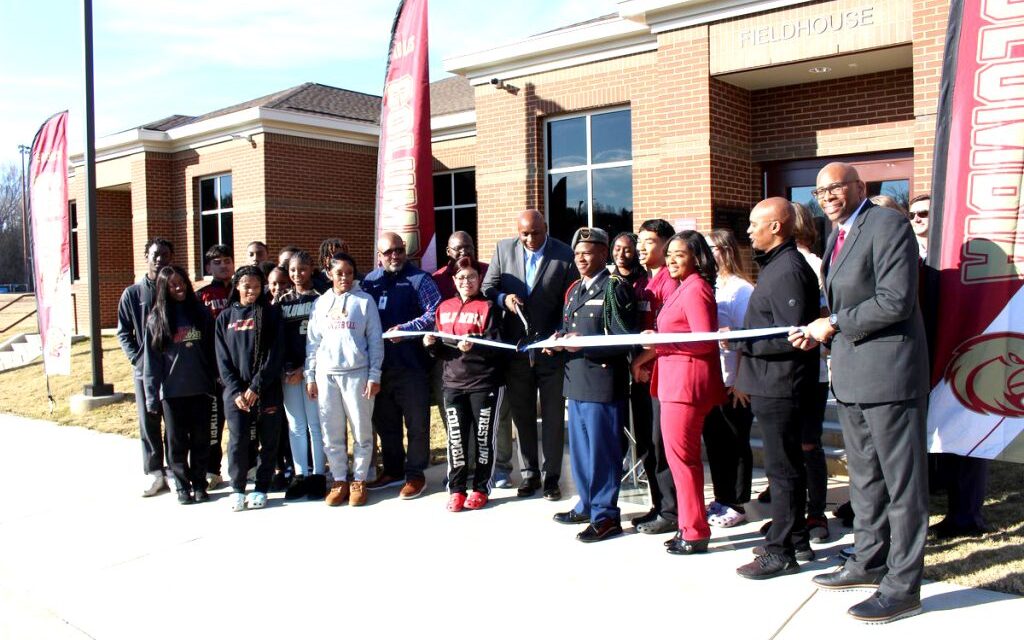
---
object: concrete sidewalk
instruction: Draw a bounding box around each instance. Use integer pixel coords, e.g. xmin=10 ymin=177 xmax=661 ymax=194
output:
xmin=0 ymin=414 xmax=1019 ymax=639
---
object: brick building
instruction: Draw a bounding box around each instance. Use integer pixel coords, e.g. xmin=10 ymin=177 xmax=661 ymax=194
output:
xmin=71 ymin=0 xmax=948 ymax=328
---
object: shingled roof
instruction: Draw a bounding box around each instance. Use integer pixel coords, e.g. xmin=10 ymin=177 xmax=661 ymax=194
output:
xmin=429 ymin=76 xmax=475 ymax=116
xmin=137 ymin=78 xmax=475 ymax=133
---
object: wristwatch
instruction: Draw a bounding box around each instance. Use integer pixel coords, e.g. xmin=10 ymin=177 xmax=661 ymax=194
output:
xmin=828 ymin=313 xmax=840 ymax=332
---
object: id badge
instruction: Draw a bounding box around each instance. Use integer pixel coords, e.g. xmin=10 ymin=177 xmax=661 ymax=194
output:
xmin=378 ymin=294 xmax=387 ymax=311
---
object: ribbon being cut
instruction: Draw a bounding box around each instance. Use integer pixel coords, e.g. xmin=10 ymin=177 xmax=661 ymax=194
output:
xmin=382 ymin=326 xmax=798 ymax=352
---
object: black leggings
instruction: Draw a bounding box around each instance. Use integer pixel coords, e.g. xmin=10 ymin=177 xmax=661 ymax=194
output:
xmin=163 ymin=395 xmax=212 ymax=492
xmin=443 ymin=387 xmax=501 ymax=494
xmin=702 ymin=398 xmax=754 ymax=508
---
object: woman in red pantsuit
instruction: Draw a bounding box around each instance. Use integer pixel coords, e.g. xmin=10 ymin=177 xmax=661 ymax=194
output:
xmin=650 ymin=230 xmax=726 ymax=554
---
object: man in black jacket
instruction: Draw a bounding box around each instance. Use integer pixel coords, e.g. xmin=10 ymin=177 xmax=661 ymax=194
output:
xmin=116 ymin=238 xmax=174 ymax=497
xmin=733 ymin=198 xmax=821 ymax=579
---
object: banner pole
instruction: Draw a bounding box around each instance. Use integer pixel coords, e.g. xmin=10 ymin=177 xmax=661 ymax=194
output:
xmin=81 ymin=0 xmax=113 ymax=397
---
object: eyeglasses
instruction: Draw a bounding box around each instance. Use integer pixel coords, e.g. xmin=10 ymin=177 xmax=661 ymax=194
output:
xmin=448 ymin=245 xmax=471 ymax=252
xmin=811 ymin=181 xmax=853 ymax=199
xmin=380 ymin=247 xmax=405 ymax=256
xmin=454 ymin=273 xmax=479 ymax=282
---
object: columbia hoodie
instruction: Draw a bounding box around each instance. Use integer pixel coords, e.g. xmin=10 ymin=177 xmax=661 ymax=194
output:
xmin=215 ymin=302 xmax=284 ymax=408
xmin=304 ymin=283 xmax=384 ymax=384
xmin=142 ymin=303 xmax=215 ymax=412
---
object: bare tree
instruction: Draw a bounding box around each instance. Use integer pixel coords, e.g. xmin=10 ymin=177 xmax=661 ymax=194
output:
xmin=0 ymin=163 xmax=27 ymax=285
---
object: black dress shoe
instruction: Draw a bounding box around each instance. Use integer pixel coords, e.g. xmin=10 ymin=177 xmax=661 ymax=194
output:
xmin=928 ymin=519 xmax=989 ymax=541
xmin=664 ymin=531 xmax=682 ymax=547
xmin=577 ymin=519 xmax=623 ymax=543
xmin=812 ymin=566 xmax=885 ymax=591
xmin=517 ymin=476 xmax=541 ymax=498
xmin=542 ymin=477 xmax=561 ymax=501
xmin=631 ymin=507 xmax=658 ymax=527
xmin=666 ymin=537 xmax=709 ymax=555
xmin=847 ymin=591 xmax=921 ymax=624
xmin=193 ymin=488 xmax=210 ymax=503
xmin=177 ymin=490 xmax=194 ymax=505
xmin=754 ymin=545 xmax=815 ymax=562
xmin=736 ymin=553 xmax=799 ymax=580
xmin=553 ymin=510 xmax=590 ymax=525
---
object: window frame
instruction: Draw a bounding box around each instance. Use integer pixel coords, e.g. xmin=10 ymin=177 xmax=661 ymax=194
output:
xmin=68 ymin=200 xmax=79 ymax=282
xmin=432 ymin=168 xmax=477 ymax=265
xmin=198 ymin=173 xmax=233 ymax=274
xmin=544 ymin=106 xmax=633 ymax=232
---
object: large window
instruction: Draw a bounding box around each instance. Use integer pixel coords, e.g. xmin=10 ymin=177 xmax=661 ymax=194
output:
xmin=546 ymin=108 xmax=633 ymax=247
xmin=68 ymin=201 xmax=79 ymax=281
xmin=433 ymin=170 xmax=476 ymax=267
xmin=199 ymin=174 xmax=233 ymax=263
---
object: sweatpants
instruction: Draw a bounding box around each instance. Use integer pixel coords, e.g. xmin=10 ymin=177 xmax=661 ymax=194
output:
xmin=225 ymin=397 xmax=282 ymax=494
xmin=660 ymin=400 xmax=712 ymax=542
xmin=134 ymin=375 xmax=166 ymax=474
xmin=283 ymin=380 xmax=325 ymax=476
xmin=443 ymin=387 xmax=501 ymax=494
xmin=206 ymin=388 xmax=225 ymax=476
xmin=317 ymin=369 xmax=375 ymax=482
xmin=162 ymin=395 xmax=212 ymax=493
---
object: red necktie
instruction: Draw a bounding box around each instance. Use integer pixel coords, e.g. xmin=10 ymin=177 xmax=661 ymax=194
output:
xmin=831 ymin=229 xmax=846 ymax=265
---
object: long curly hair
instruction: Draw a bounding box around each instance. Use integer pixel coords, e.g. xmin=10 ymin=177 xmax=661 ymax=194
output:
xmin=667 ymin=230 xmax=717 ymax=288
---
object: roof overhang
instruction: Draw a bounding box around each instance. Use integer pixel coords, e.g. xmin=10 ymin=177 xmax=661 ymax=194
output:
xmin=431 ymin=110 xmax=476 ymax=143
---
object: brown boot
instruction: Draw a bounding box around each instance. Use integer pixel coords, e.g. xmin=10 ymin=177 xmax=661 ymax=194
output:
xmin=349 ymin=481 xmax=367 ymax=506
xmin=325 ymin=481 xmax=349 ymax=506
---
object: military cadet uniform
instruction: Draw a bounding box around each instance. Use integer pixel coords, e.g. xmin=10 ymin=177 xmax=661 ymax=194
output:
xmin=558 ymin=228 xmax=636 ymax=541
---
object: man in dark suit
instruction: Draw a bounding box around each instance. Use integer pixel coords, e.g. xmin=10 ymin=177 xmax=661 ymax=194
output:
xmin=790 ymin=162 xmax=930 ymax=624
xmin=551 ymin=227 xmax=635 ymax=542
xmin=482 ymin=209 xmax=577 ymax=499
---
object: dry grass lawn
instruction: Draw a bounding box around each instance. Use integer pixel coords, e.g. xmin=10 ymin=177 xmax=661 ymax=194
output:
xmin=0 ymin=294 xmax=41 ymax=342
xmin=2 ymin=335 xmax=1021 ymax=596
xmin=925 ymin=460 xmax=1024 ymax=595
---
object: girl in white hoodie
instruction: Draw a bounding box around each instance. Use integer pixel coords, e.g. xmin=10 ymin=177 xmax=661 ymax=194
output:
xmin=305 ymin=252 xmax=384 ymax=507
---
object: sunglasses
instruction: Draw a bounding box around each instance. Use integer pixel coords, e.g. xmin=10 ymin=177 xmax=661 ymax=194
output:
xmin=380 ymin=247 xmax=405 ymax=256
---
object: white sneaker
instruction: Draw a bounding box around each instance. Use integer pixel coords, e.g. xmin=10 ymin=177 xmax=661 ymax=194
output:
xmin=230 ymin=493 xmax=247 ymax=512
xmin=246 ymin=491 xmax=267 ymax=510
xmin=142 ymin=473 xmax=168 ymax=498
xmin=493 ymin=470 xmax=513 ymax=489
xmin=206 ymin=473 xmax=223 ymax=490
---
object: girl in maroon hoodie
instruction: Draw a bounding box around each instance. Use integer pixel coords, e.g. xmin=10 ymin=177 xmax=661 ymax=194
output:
xmin=424 ymin=257 xmax=506 ymax=512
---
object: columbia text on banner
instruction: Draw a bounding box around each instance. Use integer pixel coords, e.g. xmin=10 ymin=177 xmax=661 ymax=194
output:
xmin=375 ymin=0 xmax=436 ymax=271
xmin=925 ymin=0 xmax=1024 ymax=462
xmin=29 ymin=111 xmax=73 ymax=376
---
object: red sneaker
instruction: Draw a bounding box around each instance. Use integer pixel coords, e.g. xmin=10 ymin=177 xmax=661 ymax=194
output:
xmin=447 ymin=492 xmax=467 ymax=512
xmin=465 ymin=491 xmax=488 ymax=510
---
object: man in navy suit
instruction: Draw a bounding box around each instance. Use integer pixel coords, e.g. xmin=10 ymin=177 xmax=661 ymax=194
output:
xmin=482 ymin=209 xmax=577 ymax=500
xmin=791 ymin=162 xmax=929 ymax=624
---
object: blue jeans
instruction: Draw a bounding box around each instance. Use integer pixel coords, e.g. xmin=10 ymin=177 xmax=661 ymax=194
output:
xmin=283 ymin=380 xmax=325 ymax=476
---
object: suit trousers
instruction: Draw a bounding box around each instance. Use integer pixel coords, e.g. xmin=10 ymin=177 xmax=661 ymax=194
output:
xmin=373 ymin=366 xmax=431 ymax=481
xmin=134 ymin=375 xmax=166 ymax=475
xmin=702 ymin=399 xmax=754 ymax=508
xmin=567 ymin=399 xmax=624 ymax=523
xmin=162 ymin=395 xmax=212 ymax=493
xmin=751 ymin=395 xmax=809 ymax=556
xmin=506 ymin=353 xmax=565 ymax=481
xmin=659 ymin=401 xmax=712 ymax=541
xmin=839 ymin=397 xmax=928 ymax=599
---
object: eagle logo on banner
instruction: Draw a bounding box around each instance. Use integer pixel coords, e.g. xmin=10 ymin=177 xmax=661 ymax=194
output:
xmin=946 ymin=332 xmax=1024 ymax=419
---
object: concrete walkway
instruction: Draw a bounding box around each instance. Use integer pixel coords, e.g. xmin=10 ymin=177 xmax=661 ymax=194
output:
xmin=0 ymin=414 xmax=1019 ymax=639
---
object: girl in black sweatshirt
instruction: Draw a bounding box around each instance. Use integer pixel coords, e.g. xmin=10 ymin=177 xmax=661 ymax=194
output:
xmin=143 ymin=266 xmax=216 ymax=505
xmin=215 ymin=266 xmax=285 ymax=511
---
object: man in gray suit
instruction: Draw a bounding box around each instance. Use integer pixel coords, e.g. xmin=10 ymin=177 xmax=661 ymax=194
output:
xmin=790 ymin=162 xmax=929 ymax=624
xmin=483 ymin=209 xmax=577 ymax=500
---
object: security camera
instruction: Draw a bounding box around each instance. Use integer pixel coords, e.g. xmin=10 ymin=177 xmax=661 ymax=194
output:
xmin=490 ymin=77 xmax=501 ymax=86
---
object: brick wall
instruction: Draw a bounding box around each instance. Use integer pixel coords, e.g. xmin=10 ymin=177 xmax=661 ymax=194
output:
xmin=432 ymin=136 xmax=476 ymax=172
xmin=262 ymin=133 xmax=377 ymax=272
xmin=750 ymin=68 xmax=916 ymax=162
xmin=68 ymin=187 xmax=134 ymax=331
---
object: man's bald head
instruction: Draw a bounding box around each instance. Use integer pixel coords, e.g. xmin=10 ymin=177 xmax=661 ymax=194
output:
xmin=815 ymin=162 xmax=866 ymax=224
xmin=517 ymin=209 xmax=548 ymax=252
xmin=747 ymin=197 xmax=795 ymax=252
xmin=377 ymin=231 xmax=407 ymax=272
xmin=446 ymin=230 xmax=476 ymax=264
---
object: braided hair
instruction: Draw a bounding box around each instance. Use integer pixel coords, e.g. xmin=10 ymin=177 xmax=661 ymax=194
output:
xmin=319 ymin=238 xmax=349 ymax=271
xmin=230 ymin=265 xmax=270 ymax=413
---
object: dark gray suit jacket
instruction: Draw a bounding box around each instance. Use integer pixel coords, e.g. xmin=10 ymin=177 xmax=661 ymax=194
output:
xmin=824 ymin=202 xmax=929 ymax=404
xmin=482 ymin=236 xmax=578 ymax=343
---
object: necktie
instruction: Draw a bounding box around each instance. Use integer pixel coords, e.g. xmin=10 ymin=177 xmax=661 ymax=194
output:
xmin=831 ymin=229 xmax=846 ymax=265
xmin=525 ymin=251 xmax=539 ymax=294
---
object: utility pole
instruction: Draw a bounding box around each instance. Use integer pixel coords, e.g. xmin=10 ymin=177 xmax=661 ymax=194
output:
xmin=17 ymin=144 xmax=31 ymax=291
xmin=81 ymin=0 xmax=113 ymax=398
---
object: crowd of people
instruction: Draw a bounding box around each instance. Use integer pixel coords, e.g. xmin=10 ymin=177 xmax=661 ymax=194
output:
xmin=118 ymin=161 xmax=957 ymax=624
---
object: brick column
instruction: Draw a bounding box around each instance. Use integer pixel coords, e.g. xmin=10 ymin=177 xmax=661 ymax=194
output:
xmin=912 ymin=0 xmax=951 ymax=198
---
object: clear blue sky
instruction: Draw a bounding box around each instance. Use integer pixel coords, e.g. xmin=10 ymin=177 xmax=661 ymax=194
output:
xmin=0 ymin=0 xmax=600 ymax=168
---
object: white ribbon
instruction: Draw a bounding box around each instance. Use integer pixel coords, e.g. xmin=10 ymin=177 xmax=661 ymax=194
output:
xmin=382 ymin=326 xmax=799 ymax=352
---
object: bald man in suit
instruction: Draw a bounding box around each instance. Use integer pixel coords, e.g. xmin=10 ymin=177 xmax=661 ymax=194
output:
xmin=790 ymin=162 xmax=929 ymax=624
